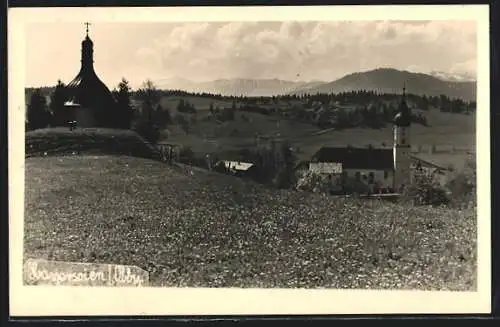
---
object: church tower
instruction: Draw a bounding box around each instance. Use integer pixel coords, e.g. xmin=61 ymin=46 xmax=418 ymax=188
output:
xmin=65 ymin=22 xmax=117 ymax=128
xmin=80 ymin=23 xmax=94 ymax=72
xmin=393 ymin=85 xmax=412 ymax=192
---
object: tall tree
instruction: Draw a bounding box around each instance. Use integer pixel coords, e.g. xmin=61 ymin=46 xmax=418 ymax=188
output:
xmin=135 ymin=80 xmax=161 ymax=144
xmin=49 ymin=80 xmax=68 ymax=126
xmin=177 ymin=99 xmax=186 ymax=113
xmin=136 ymin=79 xmax=160 ymax=122
xmin=112 ymin=78 xmax=134 ymax=129
xmin=27 ymin=89 xmax=51 ymax=130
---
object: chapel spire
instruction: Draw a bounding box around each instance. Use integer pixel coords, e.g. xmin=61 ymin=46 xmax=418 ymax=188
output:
xmin=85 ymin=22 xmax=91 ymax=37
xmin=80 ymin=22 xmax=94 ymax=71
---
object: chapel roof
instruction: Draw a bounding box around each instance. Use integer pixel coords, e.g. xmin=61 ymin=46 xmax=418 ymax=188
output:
xmin=65 ymin=23 xmax=114 ymax=107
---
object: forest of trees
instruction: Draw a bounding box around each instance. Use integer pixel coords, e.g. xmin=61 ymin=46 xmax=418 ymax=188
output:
xmin=25 ymin=78 xmax=136 ymax=131
xmin=138 ymin=89 xmax=476 ymax=113
xmin=26 ymin=81 xmax=476 ymax=138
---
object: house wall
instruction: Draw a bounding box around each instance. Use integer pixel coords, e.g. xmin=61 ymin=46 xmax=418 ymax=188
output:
xmin=343 ymin=168 xmax=395 ymax=190
xmin=306 ymin=169 xmax=395 ymax=192
xmin=309 ymin=162 xmax=342 ymax=174
xmin=411 ymin=164 xmax=449 ymax=186
xmin=304 ymin=160 xmax=395 ymax=192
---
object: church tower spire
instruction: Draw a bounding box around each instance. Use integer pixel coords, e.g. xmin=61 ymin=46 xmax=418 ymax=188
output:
xmin=393 ymin=84 xmax=412 ymax=192
xmin=81 ymin=22 xmax=94 ymax=72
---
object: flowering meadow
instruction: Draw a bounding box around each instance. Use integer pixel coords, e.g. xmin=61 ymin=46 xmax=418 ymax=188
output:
xmin=24 ymin=155 xmax=476 ymax=290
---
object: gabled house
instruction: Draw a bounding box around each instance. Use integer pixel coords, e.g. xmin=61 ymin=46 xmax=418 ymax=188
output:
xmin=219 ymin=160 xmax=254 ymax=172
xmin=409 ymin=154 xmax=452 ymax=186
xmin=310 ymin=146 xmax=395 ymax=192
xmin=302 ymin=85 xmax=418 ymax=194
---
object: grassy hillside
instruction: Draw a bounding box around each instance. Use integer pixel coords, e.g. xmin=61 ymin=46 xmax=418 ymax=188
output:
xmin=163 ymin=111 xmax=321 ymax=154
xmin=25 ymin=155 xmax=476 ymax=289
xmin=162 ymin=105 xmax=475 ymax=165
xmin=293 ymin=110 xmax=475 ymax=159
xmin=26 ymin=128 xmax=161 ymax=160
xmin=157 ymin=96 xmax=234 ymax=112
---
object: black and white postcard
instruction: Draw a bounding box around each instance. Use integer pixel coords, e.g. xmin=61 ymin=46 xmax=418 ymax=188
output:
xmin=8 ymin=5 xmax=491 ymax=316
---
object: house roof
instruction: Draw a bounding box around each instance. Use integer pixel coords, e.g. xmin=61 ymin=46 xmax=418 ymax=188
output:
xmin=294 ymin=160 xmax=310 ymax=170
xmin=410 ymin=154 xmax=450 ymax=171
xmin=64 ymin=101 xmax=81 ymax=107
xmin=218 ymin=160 xmax=254 ymax=171
xmin=312 ymin=146 xmax=394 ymax=170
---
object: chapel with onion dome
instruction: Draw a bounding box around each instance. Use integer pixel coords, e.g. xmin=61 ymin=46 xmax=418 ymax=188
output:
xmin=64 ymin=23 xmax=117 ymax=128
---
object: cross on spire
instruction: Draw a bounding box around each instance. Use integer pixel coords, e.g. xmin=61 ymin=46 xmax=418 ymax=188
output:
xmin=84 ymin=22 xmax=91 ymax=36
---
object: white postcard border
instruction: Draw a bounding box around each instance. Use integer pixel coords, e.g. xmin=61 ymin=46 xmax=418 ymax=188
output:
xmin=9 ymin=5 xmax=491 ymax=316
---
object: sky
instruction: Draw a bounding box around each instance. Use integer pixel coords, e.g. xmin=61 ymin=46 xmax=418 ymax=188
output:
xmin=25 ymin=20 xmax=477 ymax=89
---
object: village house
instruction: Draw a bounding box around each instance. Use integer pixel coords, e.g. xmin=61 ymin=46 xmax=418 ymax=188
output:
xmin=300 ymin=86 xmax=451 ymax=194
xmin=308 ymin=146 xmax=395 ymax=193
xmin=218 ymin=160 xmax=254 ymax=173
xmin=409 ymin=154 xmax=451 ymax=186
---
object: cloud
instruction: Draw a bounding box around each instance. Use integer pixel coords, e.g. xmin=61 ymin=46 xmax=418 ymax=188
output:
xmin=132 ymin=20 xmax=476 ymax=82
xmin=451 ymin=59 xmax=477 ymax=77
xmin=26 ymin=20 xmax=477 ymax=87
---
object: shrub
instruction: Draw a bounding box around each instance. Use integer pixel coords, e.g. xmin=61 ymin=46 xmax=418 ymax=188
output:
xmin=175 ymin=114 xmax=190 ymax=135
xmin=158 ymin=129 xmax=170 ymax=142
xmin=295 ymin=170 xmax=332 ymax=194
xmin=134 ymin=121 xmax=160 ymax=145
xmin=342 ymin=176 xmax=371 ymax=195
xmin=178 ymin=146 xmax=195 ymax=164
xmin=445 ymin=157 xmax=476 ymax=208
xmin=27 ymin=89 xmax=51 ymax=131
xmin=404 ymin=169 xmax=450 ymax=206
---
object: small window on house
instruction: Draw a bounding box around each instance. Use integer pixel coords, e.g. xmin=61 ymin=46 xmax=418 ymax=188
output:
xmin=362 ymin=174 xmax=367 ymax=181
xmin=384 ymin=171 xmax=389 ymax=179
xmin=401 ymin=138 xmax=406 ymax=145
xmin=355 ymin=172 xmax=360 ymax=180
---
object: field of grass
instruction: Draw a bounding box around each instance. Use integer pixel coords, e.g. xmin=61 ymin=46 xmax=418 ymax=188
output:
xmin=131 ymin=95 xmax=234 ymax=113
xmin=164 ymin=111 xmax=321 ymax=154
xmin=24 ymin=154 xmax=476 ymax=290
xmin=162 ymin=105 xmax=475 ymax=163
xmin=26 ymin=127 xmax=161 ymax=160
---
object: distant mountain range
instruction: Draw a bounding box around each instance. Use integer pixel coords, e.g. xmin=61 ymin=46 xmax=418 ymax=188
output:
xmin=153 ymin=68 xmax=476 ymax=101
xmin=154 ymin=77 xmax=325 ymax=98
xmin=288 ymin=68 xmax=476 ymax=101
xmin=26 ymin=68 xmax=476 ymax=102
